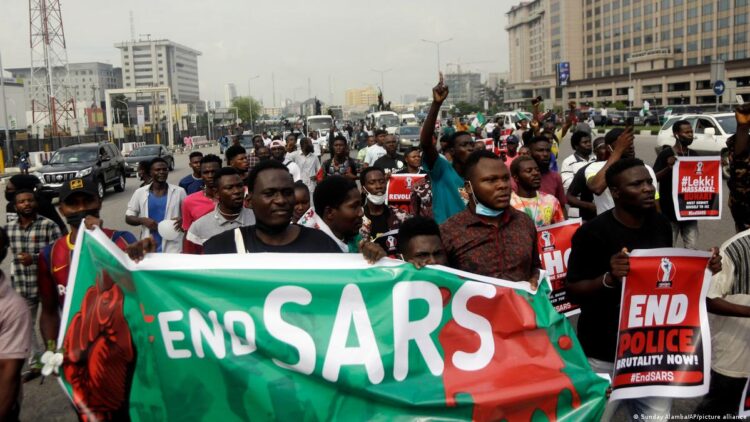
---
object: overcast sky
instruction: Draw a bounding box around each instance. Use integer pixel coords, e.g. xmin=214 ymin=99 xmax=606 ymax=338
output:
xmin=1 ymin=0 xmax=514 ymax=105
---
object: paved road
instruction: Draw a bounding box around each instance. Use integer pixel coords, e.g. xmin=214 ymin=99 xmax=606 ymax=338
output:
xmin=4 ymin=135 xmax=738 ymax=420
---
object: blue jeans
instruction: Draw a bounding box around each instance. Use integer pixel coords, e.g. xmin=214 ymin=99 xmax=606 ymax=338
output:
xmin=587 ymin=357 xmax=673 ymax=421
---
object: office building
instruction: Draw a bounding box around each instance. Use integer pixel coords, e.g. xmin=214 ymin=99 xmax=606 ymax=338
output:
xmin=504 ymin=0 xmax=584 ymax=107
xmin=114 ymin=39 xmax=201 ymax=107
xmin=345 ymin=86 xmax=379 ymax=107
xmin=224 ymin=83 xmax=238 ymax=107
xmin=444 ymin=72 xmax=483 ymax=104
xmin=6 ymin=62 xmax=122 ymax=108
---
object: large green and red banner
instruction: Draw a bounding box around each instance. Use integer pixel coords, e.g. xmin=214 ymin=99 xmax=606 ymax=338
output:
xmin=58 ymin=228 xmax=608 ymax=421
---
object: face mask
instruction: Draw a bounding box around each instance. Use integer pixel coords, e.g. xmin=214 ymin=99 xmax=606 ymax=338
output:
xmin=364 ymin=188 xmax=386 ymax=206
xmin=468 ymin=181 xmax=504 ymax=217
xmin=65 ymin=210 xmax=100 ymax=228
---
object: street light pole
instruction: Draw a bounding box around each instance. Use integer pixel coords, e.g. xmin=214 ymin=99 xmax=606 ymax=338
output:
xmin=113 ymin=98 xmax=131 ymax=126
xmin=248 ymin=75 xmax=260 ymax=132
xmin=421 ymin=38 xmax=453 ymax=74
xmin=0 ymin=51 xmax=13 ymax=166
xmin=371 ymin=68 xmax=392 ymax=94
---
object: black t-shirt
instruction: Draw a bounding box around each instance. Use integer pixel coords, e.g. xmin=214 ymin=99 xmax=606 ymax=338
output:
xmin=567 ymin=162 xmax=597 ymax=222
xmin=373 ymin=154 xmax=405 ymax=175
xmin=203 ymin=225 xmax=343 ymax=254
xmin=566 ymin=210 xmax=673 ymax=362
xmin=653 ymin=147 xmax=696 ymax=222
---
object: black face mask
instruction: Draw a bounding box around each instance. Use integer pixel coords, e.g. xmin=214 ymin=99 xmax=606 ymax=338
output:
xmin=65 ymin=210 xmax=100 ymax=229
xmin=254 ymin=219 xmax=289 ymax=236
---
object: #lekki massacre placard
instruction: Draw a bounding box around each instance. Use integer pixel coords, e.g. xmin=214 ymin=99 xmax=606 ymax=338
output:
xmin=672 ymin=156 xmax=722 ymax=221
xmin=536 ymin=219 xmax=581 ymax=317
xmin=612 ymin=248 xmax=712 ymax=401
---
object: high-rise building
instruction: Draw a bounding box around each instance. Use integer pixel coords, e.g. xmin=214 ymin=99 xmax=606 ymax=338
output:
xmin=7 ymin=62 xmax=122 ymax=108
xmin=224 ymin=83 xmax=238 ymax=107
xmin=345 ymin=86 xmax=379 ymax=107
xmin=565 ymin=0 xmax=750 ymax=107
xmin=114 ymin=39 xmax=201 ymax=107
xmin=504 ymin=0 xmax=584 ymax=108
xmin=444 ymin=72 xmax=483 ymax=104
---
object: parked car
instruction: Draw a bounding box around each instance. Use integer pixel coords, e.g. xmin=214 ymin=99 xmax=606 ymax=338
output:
xmin=655 ymin=113 xmax=738 ymax=178
xmin=395 ymin=125 xmax=421 ymax=151
xmin=624 ymin=111 xmax=644 ymax=126
xmin=34 ymin=142 xmax=126 ymax=198
xmin=124 ymin=144 xmax=174 ymax=177
xmin=642 ymin=111 xmax=661 ymax=126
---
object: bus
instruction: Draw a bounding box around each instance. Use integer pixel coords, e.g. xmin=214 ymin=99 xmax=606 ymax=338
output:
xmin=306 ymin=115 xmax=333 ymax=137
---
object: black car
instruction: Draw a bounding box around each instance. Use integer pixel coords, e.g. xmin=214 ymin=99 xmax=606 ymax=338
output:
xmin=124 ymin=144 xmax=174 ymax=177
xmin=35 ymin=142 xmax=126 ymax=198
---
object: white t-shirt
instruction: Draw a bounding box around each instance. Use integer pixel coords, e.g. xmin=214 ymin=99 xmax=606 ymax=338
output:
xmin=560 ymin=153 xmax=595 ymax=191
xmin=585 ymin=162 xmax=658 ymax=215
xmin=364 ymin=144 xmax=386 ymax=166
xmin=284 ymin=160 xmax=302 ymax=182
xmin=707 ymin=229 xmax=750 ymax=378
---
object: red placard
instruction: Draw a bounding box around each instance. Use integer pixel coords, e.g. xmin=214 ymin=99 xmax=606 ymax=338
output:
xmin=386 ymin=173 xmax=426 ymax=214
xmin=672 ymin=157 xmax=722 ymax=221
xmin=537 ymin=219 xmax=581 ymax=316
xmin=612 ymin=248 xmax=712 ymax=400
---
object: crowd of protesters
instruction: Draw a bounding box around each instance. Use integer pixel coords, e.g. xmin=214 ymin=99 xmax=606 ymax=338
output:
xmin=0 ymin=74 xmax=749 ymax=421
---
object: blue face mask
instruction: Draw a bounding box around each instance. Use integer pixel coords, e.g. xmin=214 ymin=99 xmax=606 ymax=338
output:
xmin=468 ymin=181 xmax=504 ymax=217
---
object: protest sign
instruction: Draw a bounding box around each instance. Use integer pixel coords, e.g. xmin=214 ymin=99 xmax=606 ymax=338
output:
xmin=386 ymin=173 xmax=426 ymax=213
xmin=612 ymin=248 xmax=712 ymax=401
xmin=672 ymin=157 xmax=722 ymax=221
xmin=58 ymin=228 xmax=609 ymax=421
xmin=537 ymin=219 xmax=581 ymax=316
xmin=742 ymin=378 xmax=750 ymax=417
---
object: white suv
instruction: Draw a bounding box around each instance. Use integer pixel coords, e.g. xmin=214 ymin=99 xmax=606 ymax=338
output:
xmin=655 ymin=113 xmax=737 ymax=177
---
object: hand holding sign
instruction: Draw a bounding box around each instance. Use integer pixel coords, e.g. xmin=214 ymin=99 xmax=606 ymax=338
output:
xmin=609 ymin=248 xmax=630 ymax=283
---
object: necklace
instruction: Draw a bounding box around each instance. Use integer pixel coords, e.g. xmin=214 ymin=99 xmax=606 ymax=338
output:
xmin=218 ymin=206 xmax=241 ymax=219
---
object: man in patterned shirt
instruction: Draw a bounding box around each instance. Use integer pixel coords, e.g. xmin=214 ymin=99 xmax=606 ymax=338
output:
xmin=510 ymin=156 xmax=565 ymax=228
xmin=6 ymin=189 xmax=62 ymax=367
xmin=440 ymin=150 xmax=540 ymax=285
xmin=37 ymin=177 xmax=136 ymax=345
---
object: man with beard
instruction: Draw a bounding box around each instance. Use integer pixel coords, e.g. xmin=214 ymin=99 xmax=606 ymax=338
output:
xmin=202 ymin=160 xmax=341 ymax=254
xmin=440 ymin=150 xmax=540 ymax=284
xmin=0 ymin=226 xmax=31 ymax=421
xmin=520 ymin=136 xmax=567 ymax=207
xmin=37 ymin=177 xmax=137 ymax=344
xmin=566 ymin=158 xmax=722 ymax=421
xmin=7 ymin=190 xmax=62 ymax=375
xmin=323 ymin=136 xmax=359 ymax=181
xmin=510 ymin=156 xmax=565 ymax=228
xmin=186 ymin=167 xmax=255 ymax=248
xmin=373 ymin=134 xmax=406 ymax=175
xmin=653 ymin=120 xmax=699 ymax=248
xmin=270 ymin=140 xmax=301 ymax=182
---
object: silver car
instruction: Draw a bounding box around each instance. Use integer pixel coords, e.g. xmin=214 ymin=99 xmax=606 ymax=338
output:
xmin=395 ymin=125 xmax=421 ymax=152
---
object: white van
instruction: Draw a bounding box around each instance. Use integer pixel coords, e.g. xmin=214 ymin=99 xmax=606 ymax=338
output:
xmin=400 ymin=113 xmax=419 ymax=126
xmin=493 ymin=111 xmax=532 ymax=130
xmin=367 ymin=111 xmax=400 ymax=134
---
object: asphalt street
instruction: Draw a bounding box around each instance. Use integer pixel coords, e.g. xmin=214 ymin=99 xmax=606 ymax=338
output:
xmin=2 ymin=134 xmax=738 ymax=421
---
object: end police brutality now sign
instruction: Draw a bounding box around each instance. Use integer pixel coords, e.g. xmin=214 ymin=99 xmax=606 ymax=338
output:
xmin=57 ymin=228 xmax=608 ymax=421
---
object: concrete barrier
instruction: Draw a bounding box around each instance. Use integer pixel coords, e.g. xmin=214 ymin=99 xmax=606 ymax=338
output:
xmin=192 ymin=136 xmax=209 ymax=147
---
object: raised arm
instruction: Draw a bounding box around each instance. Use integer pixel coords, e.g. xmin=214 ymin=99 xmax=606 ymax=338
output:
xmin=420 ymin=73 xmax=449 ymax=169
xmin=587 ymin=127 xmax=633 ymax=195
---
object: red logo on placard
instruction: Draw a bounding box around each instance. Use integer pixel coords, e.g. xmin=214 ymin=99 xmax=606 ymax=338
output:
xmin=538 ymin=230 xmax=556 ymax=252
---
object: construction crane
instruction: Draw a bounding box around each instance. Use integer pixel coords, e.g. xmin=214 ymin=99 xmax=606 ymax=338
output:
xmin=28 ymin=0 xmax=76 ymax=136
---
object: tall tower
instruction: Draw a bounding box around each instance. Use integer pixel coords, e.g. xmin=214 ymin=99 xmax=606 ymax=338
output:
xmin=28 ymin=0 xmax=76 ymax=135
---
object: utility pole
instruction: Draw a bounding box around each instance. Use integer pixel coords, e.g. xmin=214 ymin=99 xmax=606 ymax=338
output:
xmin=271 ymin=72 xmax=276 ymax=107
xmin=421 ymin=38 xmax=453 ymax=74
xmin=248 ymin=75 xmax=259 ymax=132
xmin=371 ymin=68 xmax=392 ymax=95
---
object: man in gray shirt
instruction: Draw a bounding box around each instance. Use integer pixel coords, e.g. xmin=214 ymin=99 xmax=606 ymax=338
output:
xmin=187 ymin=167 xmax=255 ymax=247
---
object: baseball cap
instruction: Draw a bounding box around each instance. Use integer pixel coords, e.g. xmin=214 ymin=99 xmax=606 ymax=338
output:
xmin=505 ymin=135 xmax=520 ymax=144
xmin=270 ymin=140 xmax=285 ymax=149
xmin=59 ymin=177 xmax=99 ymax=203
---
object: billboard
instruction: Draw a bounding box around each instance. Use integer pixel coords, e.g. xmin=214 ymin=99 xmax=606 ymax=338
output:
xmin=557 ymin=62 xmax=570 ymax=87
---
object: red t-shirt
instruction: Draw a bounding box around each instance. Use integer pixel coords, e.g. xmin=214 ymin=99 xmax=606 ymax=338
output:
xmin=38 ymin=229 xmax=136 ymax=309
xmin=181 ymin=191 xmax=216 ymax=254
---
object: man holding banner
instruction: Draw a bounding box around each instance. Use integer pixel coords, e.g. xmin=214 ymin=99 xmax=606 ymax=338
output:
xmin=567 ymin=158 xmax=721 ymax=419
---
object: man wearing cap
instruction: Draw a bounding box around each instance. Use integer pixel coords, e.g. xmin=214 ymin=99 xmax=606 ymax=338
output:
xmin=37 ymin=177 xmax=137 ymax=345
xmin=270 ymin=139 xmax=302 ymax=182
xmin=125 ymin=157 xmax=185 ymax=253
xmin=503 ymin=135 xmax=521 ymax=169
